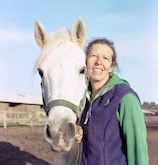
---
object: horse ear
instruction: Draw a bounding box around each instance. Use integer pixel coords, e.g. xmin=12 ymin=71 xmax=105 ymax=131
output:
xmin=71 ymin=16 xmax=87 ymax=48
xmin=34 ymin=20 xmax=48 ymax=48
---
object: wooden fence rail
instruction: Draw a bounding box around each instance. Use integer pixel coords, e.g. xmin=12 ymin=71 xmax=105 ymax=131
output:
xmin=0 ymin=111 xmax=47 ymax=128
xmin=144 ymin=116 xmax=158 ymax=123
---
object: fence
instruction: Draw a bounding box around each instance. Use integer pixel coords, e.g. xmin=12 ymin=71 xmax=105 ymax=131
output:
xmin=144 ymin=116 xmax=158 ymax=123
xmin=1 ymin=111 xmax=157 ymax=129
xmin=0 ymin=111 xmax=47 ymax=128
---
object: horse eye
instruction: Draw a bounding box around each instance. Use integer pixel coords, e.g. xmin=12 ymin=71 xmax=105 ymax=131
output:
xmin=38 ymin=69 xmax=43 ymax=77
xmin=80 ymin=67 xmax=86 ymax=74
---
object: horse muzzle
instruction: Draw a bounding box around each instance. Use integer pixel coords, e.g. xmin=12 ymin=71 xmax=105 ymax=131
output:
xmin=44 ymin=122 xmax=76 ymax=152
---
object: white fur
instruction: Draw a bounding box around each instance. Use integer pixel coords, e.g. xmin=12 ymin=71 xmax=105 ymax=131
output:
xmin=34 ymin=17 xmax=86 ymax=165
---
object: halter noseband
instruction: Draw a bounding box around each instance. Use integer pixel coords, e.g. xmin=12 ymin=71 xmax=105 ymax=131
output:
xmin=45 ymin=99 xmax=78 ymax=116
xmin=42 ymin=96 xmax=86 ymax=122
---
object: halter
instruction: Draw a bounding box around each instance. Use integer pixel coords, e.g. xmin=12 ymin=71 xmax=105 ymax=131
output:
xmin=41 ymin=70 xmax=88 ymax=122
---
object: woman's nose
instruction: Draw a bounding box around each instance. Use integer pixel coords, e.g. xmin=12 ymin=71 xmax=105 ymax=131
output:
xmin=95 ymin=56 xmax=102 ymax=64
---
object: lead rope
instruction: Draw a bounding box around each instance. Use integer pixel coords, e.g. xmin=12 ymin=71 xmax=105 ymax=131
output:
xmin=76 ymin=143 xmax=82 ymax=165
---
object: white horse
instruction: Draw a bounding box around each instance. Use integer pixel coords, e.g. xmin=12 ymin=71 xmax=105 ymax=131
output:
xmin=34 ymin=17 xmax=87 ymax=165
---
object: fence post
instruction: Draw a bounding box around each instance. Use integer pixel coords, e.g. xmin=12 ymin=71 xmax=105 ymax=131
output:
xmin=3 ymin=112 xmax=7 ymax=128
xmin=29 ymin=113 xmax=33 ymax=127
xmin=30 ymin=119 xmax=33 ymax=127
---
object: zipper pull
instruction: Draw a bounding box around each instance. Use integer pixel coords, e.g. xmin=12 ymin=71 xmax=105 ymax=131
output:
xmin=83 ymin=112 xmax=89 ymax=124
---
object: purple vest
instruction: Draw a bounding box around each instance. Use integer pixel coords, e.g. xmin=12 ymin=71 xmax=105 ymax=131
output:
xmin=80 ymin=84 xmax=139 ymax=165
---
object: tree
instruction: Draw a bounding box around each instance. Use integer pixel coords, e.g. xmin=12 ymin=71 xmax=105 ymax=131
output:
xmin=142 ymin=102 xmax=158 ymax=110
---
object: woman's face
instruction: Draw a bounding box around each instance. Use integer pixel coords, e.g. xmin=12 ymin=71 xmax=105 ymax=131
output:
xmin=86 ymin=43 xmax=114 ymax=85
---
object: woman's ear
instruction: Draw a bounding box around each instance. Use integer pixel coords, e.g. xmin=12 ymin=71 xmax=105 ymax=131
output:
xmin=109 ymin=63 xmax=115 ymax=73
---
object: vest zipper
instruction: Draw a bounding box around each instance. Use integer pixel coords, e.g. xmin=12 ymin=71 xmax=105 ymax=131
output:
xmin=83 ymin=102 xmax=92 ymax=124
xmin=83 ymin=86 xmax=114 ymax=125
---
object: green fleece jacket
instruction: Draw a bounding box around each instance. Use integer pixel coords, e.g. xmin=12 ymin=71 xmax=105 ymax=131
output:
xmin=87 ymin=73 xmax=149 ymax=165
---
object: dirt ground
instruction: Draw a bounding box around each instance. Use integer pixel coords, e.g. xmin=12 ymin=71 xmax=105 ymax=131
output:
xmin=0 ymin=123 xmax=157 ymax=165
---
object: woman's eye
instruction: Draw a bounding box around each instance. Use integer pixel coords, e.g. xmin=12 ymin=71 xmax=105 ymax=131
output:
xmin=103 ymin=56 xmax=109 ymax=61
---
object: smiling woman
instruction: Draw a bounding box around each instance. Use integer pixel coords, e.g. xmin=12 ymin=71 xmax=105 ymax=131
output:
xmin=86 ymin=44 xmax=114 ymax=92
xmin=78 ymin=38 xmax=149 ymax=165
xmin=86 ymin=39 xmax=117 ymax=100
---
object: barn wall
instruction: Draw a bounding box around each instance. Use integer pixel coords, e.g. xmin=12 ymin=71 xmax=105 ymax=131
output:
xmin=0 ymin=102 xmax=43 ymax=113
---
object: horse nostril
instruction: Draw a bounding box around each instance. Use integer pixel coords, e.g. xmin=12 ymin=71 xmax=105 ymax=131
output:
xmin=67 ymin=122 xmax=76 ymax=139
xmin=46 ymin=124 xmax=52 ymax=138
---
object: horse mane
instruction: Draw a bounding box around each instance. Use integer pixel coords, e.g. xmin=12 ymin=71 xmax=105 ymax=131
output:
xmin=34 ymin=28 xmax=71 ymax=70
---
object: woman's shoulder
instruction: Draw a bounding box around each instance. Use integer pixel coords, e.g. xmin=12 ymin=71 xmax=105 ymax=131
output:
xmin=114 ymin=84 xmax=140 ymax=101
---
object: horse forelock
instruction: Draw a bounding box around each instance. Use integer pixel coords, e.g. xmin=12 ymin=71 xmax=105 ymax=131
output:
xmin=35 ymin=28 xmax=73 ymax=70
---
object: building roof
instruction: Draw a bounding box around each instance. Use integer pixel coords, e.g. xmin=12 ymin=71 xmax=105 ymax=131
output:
xmin=0 ymin=92 xmax=43 ymax=105
xmin=142 ymin=109 xmax=156 ymax=115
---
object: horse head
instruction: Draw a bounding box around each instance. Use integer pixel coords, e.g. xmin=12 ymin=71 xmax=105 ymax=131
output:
xmin=34 ymin=17 xmax=87 ymax=152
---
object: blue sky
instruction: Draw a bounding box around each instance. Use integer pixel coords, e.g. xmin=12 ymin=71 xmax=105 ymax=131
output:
xmin=0 ymin=0 xmax=158 ymax=103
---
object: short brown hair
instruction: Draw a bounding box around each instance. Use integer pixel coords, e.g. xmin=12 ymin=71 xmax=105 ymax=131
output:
xmin=85 ymin=38 xmax=118 ymax=68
